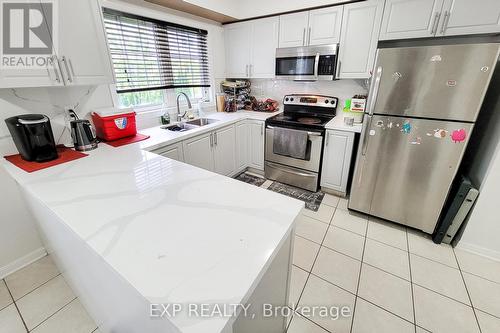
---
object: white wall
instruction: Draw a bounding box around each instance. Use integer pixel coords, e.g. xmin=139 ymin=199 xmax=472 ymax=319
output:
xmin=0 ymin=0 xmax=225 ymax=276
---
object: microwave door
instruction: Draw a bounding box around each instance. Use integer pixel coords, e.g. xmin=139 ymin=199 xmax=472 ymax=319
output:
xmin=276 ymin=56 xmax=316 ymax=80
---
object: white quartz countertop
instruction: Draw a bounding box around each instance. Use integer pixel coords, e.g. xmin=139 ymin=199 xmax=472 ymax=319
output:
xmin=2 ymin=110 xmax=303 ymax=333
xmin=325 ymin=113 xmax=363 ymax=133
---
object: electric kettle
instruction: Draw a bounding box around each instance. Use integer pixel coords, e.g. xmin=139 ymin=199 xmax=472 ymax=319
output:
xmin=69 ymin=110 xmax=98 ymax=151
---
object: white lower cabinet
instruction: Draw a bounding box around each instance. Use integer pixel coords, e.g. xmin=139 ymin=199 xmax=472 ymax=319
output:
xmin=182 ymin=124 xmax=237 ymax=176
xmin=183 ymin=133 xmax=215 ymax=171
xmin=248 ymin=120 xmax=265 ymax=170
xmin=235 ymin=121 xmax=250 ymax=172
xmin=213 ymin=125 xmax=237 ymax=176
xmin=321 ymin=130 xmax=355 ymax=194
xmin=151 ymin=142 xmax=184 ymax=162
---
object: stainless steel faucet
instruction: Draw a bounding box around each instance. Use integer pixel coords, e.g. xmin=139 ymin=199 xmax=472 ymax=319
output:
xmin=176 ymin=92 xmax=192 ymax=122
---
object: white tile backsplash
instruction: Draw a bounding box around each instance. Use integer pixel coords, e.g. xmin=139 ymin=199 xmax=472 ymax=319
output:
xmin=249 ymin=79 xmax=369 ymax=110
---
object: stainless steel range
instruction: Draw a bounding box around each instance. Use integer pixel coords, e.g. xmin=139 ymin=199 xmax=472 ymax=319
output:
xmin=265 ymin=94 xmax=338 ymax=192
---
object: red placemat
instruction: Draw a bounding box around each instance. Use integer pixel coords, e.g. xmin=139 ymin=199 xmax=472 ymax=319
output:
xmin=104 ymin=133 xmax=150 ymax=147
xmin=4 ymin=146 xmax=88 ymax=173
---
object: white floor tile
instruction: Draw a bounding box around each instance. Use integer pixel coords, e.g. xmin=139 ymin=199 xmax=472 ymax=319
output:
xmin=289 ymin=266 xmax=308 ymax=309
xmin=31 ymin=299 xmax=96 ymax=333
xmin=301 ymin=205 xmax=335 ymax=224
xmin=416 ymin=327 xmax=430 ymax=333
xmin=407 ymin=231 xmax=458 ymax=268
xmin=410 ymin=254 xmax=470 ymax=304
xmin=293 ymin=236 xmax=320 ymax=272
xmin=367 ymin=218 xmax=407 ymax=251
xmin=321 ymin=194 xmax=340 ymax=208
xmin=476 ymin=310 xmax=500 ymax=333
xmin=287 ymin=314 xmax=329 ymax=333
xmin=0 ymin=304 xmax=26 ymax=333
xmin=5 ymin=256 xmax=59 ymax=301
xmin=338 ymin=197 xmax=349 ymax=210
xmin=294 ymin=215 xmax=328 ymax=244
xmin=463 ymin=272 xmax=500 ymax=318
xmin=413 ymin=285 xmax=479 ymax=333
xmin=322 ymin=226 xmax=365 ymax=260
xmin=331 ymin=209 xmax=368 ymax=236
xmin=358 ymin=264 xmax=413 ymax=322
xmin=0 ymin=280 xmax=13 ymax=311
xmin=312 ymin=246 xmax=361 ymax=294
xmin=16 ymin=275 xmax=75 ymax=330
xmin=363 ymin=239 xmax=410 ymax=280
xmin=455 ymin=249 xmax=500 ymax=284
xmin=352 ymin=297 xmax=414 ymax=333
xmin=298 ymin=274 xmax=355 ymax=333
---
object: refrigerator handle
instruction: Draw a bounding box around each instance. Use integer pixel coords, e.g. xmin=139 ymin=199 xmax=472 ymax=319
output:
xmin=361 ymin=115 xmax=373 ymax=156
xmin=367 ymin=66 xmax=383 ymax=116
xmin=361 ymin=65 xmax=382 ymax=156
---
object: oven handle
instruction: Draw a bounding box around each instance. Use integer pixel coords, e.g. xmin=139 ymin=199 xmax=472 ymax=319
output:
xmin=266 ymin=125 xmax=322 ymax=137
xmin=266 ymin=161 xmax=317 ymax=178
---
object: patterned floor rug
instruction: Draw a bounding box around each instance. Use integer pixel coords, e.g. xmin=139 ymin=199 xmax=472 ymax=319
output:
xmin=267 ymin=181 xmax=324 ymax=211
xmin=234 ymin=172 xmax=266 ymax=187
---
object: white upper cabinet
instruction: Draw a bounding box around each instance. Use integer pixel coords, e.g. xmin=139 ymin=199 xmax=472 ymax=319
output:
xmin=250 ymin=17 xmax=279 ymax=78
xmin=225 ymin=22 xmax=252 ymax=78
xmin=308 ymin=7 xmax=344 ymax=46
xmin=279 ymin=12 xmax=310 ymax=47
xmin=225 ymin=17 xmax=278 ymax=78
xmin=337 ymin=0 xmax=383 ymax=79
xmin=279 ymin=8 xmax=343 ymax=48
xmin=55 ymin=0 xmax=114 ymax=85
xmin=0 ymin=0 xmax=113 ymax=88
xmin=379 ymin=0 xmax=445 ymax=40
xmin=439 ymin=0 xmax=500 ymax=36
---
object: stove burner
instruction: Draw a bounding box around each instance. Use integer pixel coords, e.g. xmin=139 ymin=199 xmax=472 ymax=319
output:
xmin=297 ymin=117 xmax=322 ymax=125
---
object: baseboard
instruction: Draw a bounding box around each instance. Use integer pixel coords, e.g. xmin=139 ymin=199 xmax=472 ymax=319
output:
xmin=0 ymin=247 xmax=47 ymax=279
xmin=456 ymin=242 xmax=500 ymax=262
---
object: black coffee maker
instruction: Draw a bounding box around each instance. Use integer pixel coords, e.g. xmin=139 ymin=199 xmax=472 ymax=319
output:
xmin=5 ymin=114 xmax=59 ymax=162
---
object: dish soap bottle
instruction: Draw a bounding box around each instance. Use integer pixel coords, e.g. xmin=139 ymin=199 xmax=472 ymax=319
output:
xmin=160 ymin=112 xmax=170 ymax=125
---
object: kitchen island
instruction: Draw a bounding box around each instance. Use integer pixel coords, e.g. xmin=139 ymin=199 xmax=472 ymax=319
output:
xmin=2 ymin=111 xmax=304 ymax=333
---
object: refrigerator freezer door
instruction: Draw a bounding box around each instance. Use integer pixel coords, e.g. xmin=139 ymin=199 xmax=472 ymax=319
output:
xmin=373 ymin=44 xmax=499 ymax=122
xmin=349 ymin=115 xmax=473 ymax=233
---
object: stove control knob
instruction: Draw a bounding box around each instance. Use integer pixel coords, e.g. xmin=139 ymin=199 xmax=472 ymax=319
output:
xmin=330 ymin=100 xmax=335 ymax=105
xmin=290 ymin=97 xmax=294 ymax=102
xmin=285 ymin=97 xmax=289 ymax=102
xmin=324 ymin=100 xmax=329 ymax=104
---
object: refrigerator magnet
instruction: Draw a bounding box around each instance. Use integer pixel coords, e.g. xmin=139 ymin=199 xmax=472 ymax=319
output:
xmin=402 ymin=122 xmax=411 ymax=134
xmin=369 ymin=129 xmax=376 ymax=136
xmin=451 ymin=129 xmax=467 ymax=143
xmin=434 ymin=129 xmax=448 ymax=138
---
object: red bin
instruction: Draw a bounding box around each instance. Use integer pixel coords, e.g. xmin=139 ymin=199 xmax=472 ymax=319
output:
xmin=91 ymin=110 xmax=137 ymax=141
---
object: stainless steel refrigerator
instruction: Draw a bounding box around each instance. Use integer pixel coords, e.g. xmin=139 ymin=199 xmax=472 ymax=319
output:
xmin=349 ymin=43 xmax=500 ymax=234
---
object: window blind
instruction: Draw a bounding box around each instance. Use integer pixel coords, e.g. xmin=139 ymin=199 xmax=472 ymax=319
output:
xmin=102 ymin=8 xmax=210 ymax=94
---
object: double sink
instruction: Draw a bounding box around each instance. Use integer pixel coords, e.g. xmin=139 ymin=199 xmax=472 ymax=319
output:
xmin=162 ymin=118 xmax=218 ymax=132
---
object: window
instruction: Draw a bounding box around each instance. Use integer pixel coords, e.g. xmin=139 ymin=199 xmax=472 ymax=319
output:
xmin=102 ymin=8 xmax=210 ymax=108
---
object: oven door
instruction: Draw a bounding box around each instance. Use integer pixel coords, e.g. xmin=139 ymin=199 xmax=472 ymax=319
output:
xmin=265 ymin=126 xmax=323 ymax=172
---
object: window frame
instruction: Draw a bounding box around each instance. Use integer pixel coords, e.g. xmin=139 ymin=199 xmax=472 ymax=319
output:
xmin=102 ymin=7 xmax=212 ymax=112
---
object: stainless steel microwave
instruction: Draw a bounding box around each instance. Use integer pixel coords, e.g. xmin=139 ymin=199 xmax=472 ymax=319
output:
xmin=275 ymin=44 xmax=338 ymax=81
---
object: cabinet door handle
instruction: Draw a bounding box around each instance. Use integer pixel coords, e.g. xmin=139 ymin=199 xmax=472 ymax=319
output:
xmin=326 ymin=134 xmax=329 ymax=146
xmin=307 ymin=27 xmax=312 ymax=45
xmin=68 ymin=58 xmax=76 ymax=78
xmin=51 ymin=56 xmax=61 ymax=83
xmin=61 ymin=56 xmax=72 ymax=83
xmin=440 ymin=11 xmax=449 ymax=34
xmin=210 ymin=133 xmax=213 ymax=147
xmin=214 ymin=132 xmax=218 ymax=146
xmin=302 ymin=28 xmax=306 ymax=46
xmin=261 ymin=124 xmax=263 ymax=136
xmin=431 ymin=12 xmax=441 ymax=35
